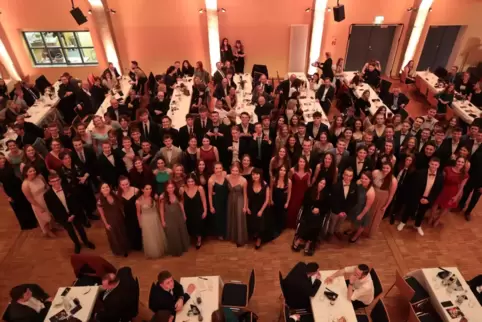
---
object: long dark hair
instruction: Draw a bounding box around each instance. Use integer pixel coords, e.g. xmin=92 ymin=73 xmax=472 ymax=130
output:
xmin=294 ymin=155 xmax=310 ymax=172
xmin=274 ymin=164 xmax=289 ymax=187
xmin=380 ymin=162 xmax=394 ymax=190
xmin=164 ymin=180 xmax=182 ymax=204
xmin=182 ymin=60 xmax=193 ymax=70
xmin=320 ymin=152 xmax=336 ymax=180
xmin=310 ymin=177 xmax=327 ymax=200
xmin=398 ymin=153 xmax=416 ymax=174
xmin=359 ymin=170 xmax=373 ymax=190
xmin=98 ymin=182 xmax=120 ymax=204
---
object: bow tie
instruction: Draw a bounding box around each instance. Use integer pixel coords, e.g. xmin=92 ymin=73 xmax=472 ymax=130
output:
xmin=55 ymin=189 xmax=63 ymax=193
xmin=233 ymin=141 xmax=238 ymax=143
xmin=357 ymin=161 xmax=364 ymax=164
xmin=343 ymin=184 xmax=350 ymax=187
xmin=428 ymin=173 xmax=436 ymax=177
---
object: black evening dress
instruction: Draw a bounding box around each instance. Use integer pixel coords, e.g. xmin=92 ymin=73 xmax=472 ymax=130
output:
xmin=121 ymin=193 xmax=143 ymax=251
xmin=272 ymin=184 xmax=288 ymax=235
xmin=247 ymin=183 xmax=268 ymax=239
xmin=296 ymin=189 xmax=330 ymax=242
xmin=183 ymin=189 xmax=205 ymax=237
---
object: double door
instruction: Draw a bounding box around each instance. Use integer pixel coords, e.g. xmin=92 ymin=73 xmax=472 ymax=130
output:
xmin=417 ymin=25 xmax=461 ymax=71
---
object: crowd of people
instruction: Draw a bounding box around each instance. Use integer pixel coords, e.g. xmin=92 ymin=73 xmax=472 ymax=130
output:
xmin=0 ymin=41 xmax=481 ymax=261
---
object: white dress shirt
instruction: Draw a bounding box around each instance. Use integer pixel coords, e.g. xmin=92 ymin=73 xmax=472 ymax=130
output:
xmin=423 ymin=172 xmax=436 ymax=198
xmin=54 ymin=189 xmax=69 ymax=213
xmin=19 ymin=297 xmax=45 ymax=313
xmin=344 ymin=266 xmax=374 ymax=305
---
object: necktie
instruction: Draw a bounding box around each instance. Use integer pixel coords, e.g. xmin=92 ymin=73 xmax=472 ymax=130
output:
xmin=202 ymin=120 xmax=205 ymax=128
xmin=399 ymin=169 xmax=406 ymax=185
xmin=257 ymin=137 xmax=262 ymax=159
xmin=144 ymin=123 xmax=149 ymax=136
xmin=189 ymin=127 xmax=193 ymax=136
xmin=79 ymin=151 xmax=85 ymax=163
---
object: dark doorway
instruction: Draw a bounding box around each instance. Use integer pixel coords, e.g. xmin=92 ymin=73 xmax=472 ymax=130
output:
xmin=345 ymin=25 xmax=397 ymax=73
xmin=417 ymin=25 xmax=461 ymax=71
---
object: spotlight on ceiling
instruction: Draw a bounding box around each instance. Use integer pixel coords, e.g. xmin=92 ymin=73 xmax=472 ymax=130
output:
xmin=109 ymin=9 xmax=116 ymax=14
xmin=305 ymin=8 xmax=312 ymax=12
xmin=327 ymin=7 xmax=332 ymax=12
xmin=199 ymin=8 xmax=205 ymax=14
xmin=219 ymin=8 xmax=226 ymax=13
xmin=88 ymin=9 xmax=92 ymax=15
xmin=429 ymin=7 xmax=433 ymax=12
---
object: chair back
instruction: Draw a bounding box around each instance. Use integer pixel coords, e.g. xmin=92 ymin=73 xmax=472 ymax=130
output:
xmin=395 ymin=270 xmax=415 ymax=302
xmin=407 ymin=304 xmax=421 ymax=322
xmin=370 ymin=299 xmax=390 ymax=322
xmin=278 ymin=271 xmax=286 ymax=298
xmin=248 ymin=269 xmax=256 ymax=302
xmin=70 ymin=254 xmax=116 ymax=279
xmin=370 ymin=268 xmax=384 ymax=299
xmin=282 ymin=303 xmax=290 ymax=322
xmin=131 ymin=277 xmax=140 ymax=318
xmin=1 ymin=303 xmax=11 ymax=322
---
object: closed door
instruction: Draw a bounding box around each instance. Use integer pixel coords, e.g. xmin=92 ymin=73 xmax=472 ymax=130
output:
xmin=417 ymin=26 xmax=461 ymax=71
xmin=345 ymin=25 xmax=397 ymax=72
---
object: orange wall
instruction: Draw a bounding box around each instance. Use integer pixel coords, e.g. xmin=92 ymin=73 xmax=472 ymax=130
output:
xmin=108 ymin=0 xmax=209 ymax=75
xmin=0 ymin=0 xmax=106 ymax=82
xmin=218 ymin=0 xmax=313 ymax=77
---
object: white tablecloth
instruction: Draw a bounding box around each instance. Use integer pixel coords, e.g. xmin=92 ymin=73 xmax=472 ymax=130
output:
xmin=176 ymin=276 xmax=223 ymax=322
xmin=416 ymin=71 xmax=481 ymax=123
xmin=44 ymin=286 xmax=100 ymax=322
xmin=311 ymin=270 xmax=357 ymax=322
xmin=87 ymin=77 xmax=132 ymax=130
xmin=168 ymin=77 xmax=194 ymax=130
xmin=409 ymin=267 xmax=482 ymax=322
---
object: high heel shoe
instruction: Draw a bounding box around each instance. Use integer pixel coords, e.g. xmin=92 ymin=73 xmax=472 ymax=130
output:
xmin=196 ymin=243 xmax=202 ymax=250
xmin=291 ymin=242 xmax=301 ymax=252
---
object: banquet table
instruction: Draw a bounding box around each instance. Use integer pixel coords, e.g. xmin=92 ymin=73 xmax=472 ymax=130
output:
xmin=310 ymin=270 xmax=357 ymax=322
xmin=168 ymin=77 xmax=194 ymax=130
xmin=416 ymin=71 xmax=481 ymax=124
xmin=44 ymin=286 xmax=100 ymax=322
xmin=87 ymin=76 xmax=132 ymax=130
xmin=176 ymin=275 xmax=223 ymax=322
xmin=408 ymin=267 xmax=482 ymax=322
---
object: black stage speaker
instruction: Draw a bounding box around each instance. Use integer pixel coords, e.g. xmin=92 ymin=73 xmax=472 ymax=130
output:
xmin=333 ymin=5 xmax=345 ymax=22
xmin=70 ymin=7 xmax=87 ymax=25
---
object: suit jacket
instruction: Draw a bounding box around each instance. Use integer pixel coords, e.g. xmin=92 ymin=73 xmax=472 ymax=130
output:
xmin=384 ymin=93 xmax=409 ymax=112
xmin=97 ymin=151 xmax=128 ymax=187
xmin=23 ymin=121 xmax=44 ymax=139
xmin=254 ymin=103 xmax=274 ymax=122
xmin=315 ymin=85 xmax=335 ymax=104
xmin=178 ymin=125 xmax=196 ymax=151
xmin=15 ymin=132 xmax=38 ymax=148
xmin=226 ymin=138 xmax=250 ymax=168
xmin=194 ymin=118 xmax=213 ymax=142
xmin=330 ymin=181 xmax=358 ymax=215
xmin=322 ymin=58 xmax=334 ymax=79
xmin=148 ymin=280 xmax=190 ymax=315
xmin=436 ymin=138 xmax=463 ymax=166
xmin=75 ymin=88 xmax=95 ymax=118
xmin=212 ymin=70 xmax=225 ymax=86
xmin=306 ymin=122 xmax=329 ymax=141
xmin=159 ymin=128 xmax=180 ymax=148
xmin=70 ymin=147 xmax=98 ymax=177
xmin=44 ymin=185 xmax=81 ymax=225
xmin=21 ymin=86 xmax=40 ymax=107
xmin=408 ymin=169 xmax=444 ymax=204
xmin=8 ymin=284 xmax=50 ymax=322
xmin=393 ymin=131 xmax=412 ymax=154
xmin=97 ymin=267 xmax=138 ymax=322
xmin=249 ymin=135 xmax=273 ymax=167
xmin=278 ymin=79 xmax=291 ymax=104
xmin=282 ymin=262 xmax=322 ymax=310
xmin=104 ymin=67 xmax=121 ymax=79
xmin=327 ymin=148 xmax=350 ymax=161
xmin=106 ymin=105 xmax=130 ymax=121
xmin=393 ymin=168 xmax=416 ymax=203
xmin=139 ymin=121 xmax=161 ymax=145
xmin=213 ymin=84 xmax=230 ymax=100
xmin=338 ymin=156 xmax=374 ymax=180
xmin=149 ymin=98 xmax=169 ymax=121
xmin=152 ymin=146 xmax=183 ymax=169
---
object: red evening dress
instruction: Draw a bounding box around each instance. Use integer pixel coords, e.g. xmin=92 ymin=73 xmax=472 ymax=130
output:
xmin=286 ymin=172 xmax=310 ymax=229
xmin=199 ymin=146 xmax=216 ymax=175
xmin=434 ymin=167 xmax=468 ymax=209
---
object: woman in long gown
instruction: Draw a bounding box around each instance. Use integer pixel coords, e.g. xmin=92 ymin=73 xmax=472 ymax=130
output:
xmin=292 ymin=178 xmax=330 ymax=255
xmin=233 ymin=40 xmax=245 ymax=73
xmin=0 ymin=153 xmax=37 ymax=230
xmin=21 ymin=165 xmax=54 ymax=236
xmin=286 ymin=156 xmax=311 ymax=229
xmin=226 ymin=162 xmax=249 ymax=247
xmin=429 ymin=157 xmax=468 ymax=227
xmin=241 ymin=154 xmax=254 ymax=184
xmin=118 ymin=177 xmax=143 ymax=251
xmin=182 ymin=173 xmax=207 ymax=249
xmin=367 ymin=163 xmax=398 ymax=237
xmin=311 ymin=152 xmax=338 ymax=188
xmin=208 ymin=162 xmax=228 ymax=239
xmin=20 ymin=145 xmax=49 ymax=181
xmin=160 ymin=181 xmax=190 ymax=256
xmin=198 ymin=136 xmax=219 ymax=175
xmin=136 ymin=183 xmax=167 ymax=259
xmin=348 ymin=171 xmax=376 ymax=243
xmin=247 ymin=168 xmax=270 ymax=249
xmin=269 ymin=147 xmax=290 ymax=181
xmin=182 ymin=137 xmax=198 ymax=174
xmin=97 ymin=183 xmax=130 ymax=257
xmin=6 ymin=140 xmax=24 ymax=178
xmin=270 ymin=165 xmax=291 ymax=235
xmin=153 ymin=157 xmax=172 ymax=195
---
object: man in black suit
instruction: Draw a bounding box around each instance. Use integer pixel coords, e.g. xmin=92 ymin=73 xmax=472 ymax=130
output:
xmin=160 ymin=116 xmax=180 ymax=147
xmin=8 ymin=284 xmax=52 ymax=322
xmin=250 ymin=122 xmax=273 ymax=178
xmin=238 ymin=112 xmax=255 ymax=143
xmin=339 ymin=146 xmax=374 ymax=181
xmin=45 ymin=123 xmax=73 ymax=150
xmin=148 ymin=271 xmax=196 ymax=315
xmin=278 ymin=74 xmax=297 ymax=106
xmin=410 ymin=116 xmax=424 ymax=138
xmin=295 ymin=122 xmax=311 ymax=145
xmin=178 ymin=114 xmax=196 ymax=151
xmin=138 ymin=108 xmax=161 ymax=146
xmin=213 ymin=78 xmax=230 ymax=101
xmin=14 ymin=124 xmax=38 ymax=149
xmin=149 ymin=91 xmax=169 ymax=123
xmin=415 ymin=142 xmax=437 ymax=170
xmin=212 ymin=62 xmax=226 ymax=86
xmin=15 ymin=115 xmax=44 ymax=139
xmin=97 ymin=267 xmax=138 ymax=322
xmin=306 ymin=112 xmax=329 ymax=141
xmin=104 ymin=62 xmax=121 ymax=80
xmin=397 ymin=157 xmax=444 ymax=236
xmin=74 ymin=80 xmax=95 ymax=121
xmin=383 ymin=87 xmax=409 ymax=113
xmin=71 ymin=136 xmax=98 ymax=181
xmin=194 ymin=106 xmax=213 ymax=143
xmin=376 ymin=125 xmax=396 ymax=152
xmin=226 ymin=126 xmax=250 ymax=168
xmin=297 ymin=139 xmax=319 ymax=172
xmin=255 ymin=74 xmax=273 ymax=95
xmin=282 ymin=262 xmax=322 ymax=310
xmin=315 ymin=77 xmax=335 ymax=115
xmin=437 ymin=127 xmax=463 ymax=166
xmin=207 ymin=111 xmax=229 ymax=164
xmin=21 ymin=82 xmax=41 ymax=107
xmin=327 ymin=168 xmax=358 ymax=240
xmin=97 ymin=142 xmax=128 ymax=188
xmin=394 ymin=120 xmax=412 ymax=155
xmin=58 ymin=73 xmax=79 ymax=124
xmin=416 ymin=128 xmax=432 ymax=153
xmin=116 ymin=116 xmax=132 ymax=146
xmin=254 ymin=96 xmax=273 ymax=122
xmin=44 ymin=174 xmax=95 ymax=254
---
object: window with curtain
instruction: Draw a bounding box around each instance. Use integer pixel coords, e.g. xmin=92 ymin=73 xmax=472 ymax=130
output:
xmin=23 ymin=31 xmax=98 ymax=66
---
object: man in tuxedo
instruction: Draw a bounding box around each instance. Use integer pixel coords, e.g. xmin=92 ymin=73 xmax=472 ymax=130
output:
xmin=178 ymin=114 xmax=196 ymax=151
xmin=97 ymin=267 xmax=138 ymax=322
xmin=298 ymin=139 xmax=318 ymax=172
xmin=279 ymin=74 xmax=297 ymax=106
xmin=410 ymin=116 xmax=424 ymax=138
xmin=104 ymin=62 xmax=121 ymax=80
xmin=383 ymin=87 xmax=409 ymax=113
xmin=116 ymin=116 xmax=132 ymax=146
xmin=254 ymin=96 xmax=273 ymax=122
xmin=20 ymin=82 xmax=41 ymax=107
xmin=339 ymin=146 xmax=374 ymax=181
xmin=207 ymin=111 xmax=228 ymax=165
xmin=214 ymin=78 xmax=230 ymax=101
xmin=250 ymin=122 xmax=273 ymax=178
xmin=97 ymin=142 xmax=128 ymax=188
xmin=356 ymin=132 xmax=375 ymax=149
xmin=14 ymin=124 xmax=38 ymax=149
xmin=8 ymin=284 xmax=52 ymax=322
xmin=327 ymin=139 xmax=349 ymax=167
xmin=15 ymin=115 xmax=44 ymax=139
xmin=106 ymin=98 xmax=129 ymax=121
xmin=227 ymin=126 xmax=249 ymax=167
xmin=149 ymin=91 xmax=169 ymax=123
xmin=138 ymin=108 xmax=161 ymax=145
xmin=327 ymin=168 xmax=358 ymax=240
xmin=212 ymin=62 xmax=226 ymax=86
xmin=160 ymin=116 xmax=180 ymax=147
xmin=255 ymin=74 xmax=273 ymax=95
xmin=130 ymin=128 xmax=143 ymax=153
xmin=58 ymin=73 xmax=79 ymax=124
xmin=282 ymin=262 xmax=322 ymax=310
xmin=75 ymin=80 xmax=95 ymax=121
xmin=397 ymin=157 xmax=444 ymax=236
xmin=71 ymin=136 xmax=98 ymax=183
xmin=415 ymin=142 xmax=436 ymax=170
xmin=416 ymin=128 xmax=432 ymax=153
xmin=295 ymin=122 xmax=311 ymax=145
xmin=148 ymin=271 xmax=196 ymax=315
xmin=394 ymin=120 xmax=412 ymax=155
xmin=462 ymin=124 xmax=479 ymax=143
xmin=376 ymin=125 xmax=395 ymax=152
xmin=315 ymin=77 xmax=335 ymax=115
xmin=466 ymin=129 xmax=482 ymax=156
xmin=238 ymin=112 xmax=255 ymax=143
xmin=151 ymin=135 xmax=183 ymax=169
xmin=139 ymin=141 xmax=158 ymax=166
xmin=44 ymin=174 xmax=95 ymax=253
xmin=194 ymin=106 xmax=213 ymax=142
xmin=306 ymin=112 xmax=329 ymax=141
xmin=45 ymin=123 xmax=73 ymax=150
xmin=437 ymin=127 xmax=463 ymax=166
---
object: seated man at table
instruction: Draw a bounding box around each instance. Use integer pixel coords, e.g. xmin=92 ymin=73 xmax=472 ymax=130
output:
xmin=282 ymin=262 xmax=322 ymax=310
xmin=324 ymin=264 xmax=374 ymax=309
xmin=97 ymin=267 xmax=138 ymax=322
xmin=362 ymin=63 xmax=381 ymax=88
xmin=383 ymin=87 xmax=409 ymax=113
xmin=8 ymin=284 xmax=52 ymax=322
xmin=467 ymin=275 xmax=482 ymax=305
xmin=148 ymin=271 xmax=196 ymax=316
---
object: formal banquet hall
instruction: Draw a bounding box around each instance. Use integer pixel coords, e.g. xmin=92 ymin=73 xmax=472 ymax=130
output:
xmin=0 ymin=0 xmax=481 ymax=321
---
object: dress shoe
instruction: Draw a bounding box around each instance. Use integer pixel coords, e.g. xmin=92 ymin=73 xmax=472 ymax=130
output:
xmin=85 ymin=241 xmax=96 ymax=249
xmin=74 ymin=245 xmax=81 ymax=254
xmin=416 ymin=227 xmax=424 ymax=236
xmin=397 ymin=222 xmax=405 ymax=231
xmin=465 ymin=213 xmax=472 ymax=221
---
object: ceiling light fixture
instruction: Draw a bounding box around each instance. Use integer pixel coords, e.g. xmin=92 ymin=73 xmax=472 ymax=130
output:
xmin=219 ymin=8 xmax=226 ymax=12
xmin=88 ymin=9 xmax=92 ymax=14
xmin=199 ymin=8 xmax=205 ymax=14
xmin=305 ymin=8 xmax=312 ymax=12
xmin=327 ymin=7 xmax=332 ymax=12
xmin=109 ymin=9 xmax=116 ymax=14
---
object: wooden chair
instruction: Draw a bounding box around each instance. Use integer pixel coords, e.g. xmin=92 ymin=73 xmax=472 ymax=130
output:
xmin=355 ymin=268 xmax=384 ymax=311
xmin=408 ymin=303 xmax=443 ymax=322
xmin=385 ymin=270 xmax=429 ymax=306
xmin=221 ymin=269 xmax=255 ymax=309
xmin=356 ymin=298 xmax=390 ymax=322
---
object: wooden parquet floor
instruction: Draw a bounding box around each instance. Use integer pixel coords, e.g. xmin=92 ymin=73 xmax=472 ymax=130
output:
xmin=0 ymin=83 xmax=480 ymax=322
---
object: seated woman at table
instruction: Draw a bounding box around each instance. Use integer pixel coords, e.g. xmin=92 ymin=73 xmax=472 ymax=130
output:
xmin=194 ymin=61 xmax=211 ymax=85
xmin=454 ymin=72 xmax=473 ymax=97
xmin=354 ymin=90 xmax=371 ymax=117
xmin=102 ymin=69 xmax=118 ymax=91
xmin=190 ymin=83 xmax=207 ymax=114
xmin=225 ymin=87 xmax=238 ymax=110
xmin=309 ymin=72 xmax=322 ymax=92
xmin=468 ymin=82 xmax=482 ymax=108
xmin=8 ymin=284 xmax=52 ymax=322
xmin=324 ymin=264 xmax=374 ymax=309
xmin=401 ymin=60 xmax=416 ymax=84
xmin=251 ymin=84 xmax=270 ymax=105
xmin=435 ymin=84 xmax=455 ymax=115
xmin=181 ymin=60 xmax=195 ymax=77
